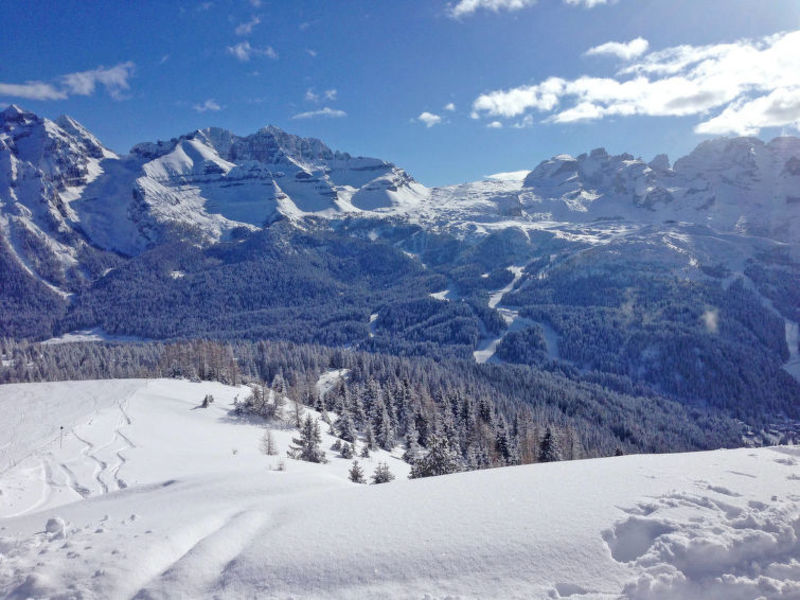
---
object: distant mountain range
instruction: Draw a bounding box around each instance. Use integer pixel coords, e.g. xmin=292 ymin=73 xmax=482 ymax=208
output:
xmin=2 ymin=104 xmax=799 ymax=430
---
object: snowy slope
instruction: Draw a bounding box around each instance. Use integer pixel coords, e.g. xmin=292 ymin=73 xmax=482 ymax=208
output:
xmin=2 ymin=379 xmax=800 ymax=599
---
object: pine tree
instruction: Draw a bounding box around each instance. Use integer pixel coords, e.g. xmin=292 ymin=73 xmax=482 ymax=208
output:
xmin=364 ymin=423 xmax=377 ymax=451
xmin=336 ymin=409 xmax=357 ymax=443
xmin=409 ymin=434 xmax=461 ymax=479
xmin=340 ymin=442 xmax=354 ymax=459
xmin=371 ymin=462 xmax=395 ymax=484
xmin=292 ymin=399 xmax=305 ymax=429
xmin=348 ymin=460 xmax=366 ymax=484
xmin=538 ymin=426 xmax=562 ymax=463
xmin=402 ymin=419 xmax=421 ymax=463
xmin=287 ymin=415 xmax=327 ymax=463
xmin=360 ymin=444 xmax=370 ymax=458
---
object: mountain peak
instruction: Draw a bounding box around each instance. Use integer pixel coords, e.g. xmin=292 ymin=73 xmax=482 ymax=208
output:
xmin=0 ymin=104 xmax=36 ymax=124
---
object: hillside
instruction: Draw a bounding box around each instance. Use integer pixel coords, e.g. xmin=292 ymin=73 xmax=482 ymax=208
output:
xmin=1 ymin=379 xmax=799 ymax=599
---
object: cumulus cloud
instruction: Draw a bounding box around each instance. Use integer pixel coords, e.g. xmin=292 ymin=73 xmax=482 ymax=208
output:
xmin=487 ymin=120 xmax=503 ymax=128
xmin=449 ymin=0 xmax=613 ymax=17
xmin=449 ymin=0 xmax=538 ymax=18
xmin=444 ymin=102 xmax=456 ymax=111
xmin=291 ymin=107 xmax=347 ymax=119
xmin=235 ymin=16 xmax=261 ymax=36
xmin=324 ymin=89 xmax=337 ymax=101
xmin=417 ymin=111 xmax=443 ymax=127
xmin=60 ymin=62 xmax=136 ymax=100
xmin=586 ymin=37 xmax=649 ymax=61
xmin=193 ymin=99 xmax=222 ymax=113
xmin=0 ymin=62 xmax=135 ymax=102
xmin=471 ymin=29 xmax=800 ymax=136
xmin=227 ymin=41 xmax=277 ymax=61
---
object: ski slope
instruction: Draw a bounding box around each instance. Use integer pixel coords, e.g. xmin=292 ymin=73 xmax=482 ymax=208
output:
xmin=1 ymin=379 xmax=800 ymax=599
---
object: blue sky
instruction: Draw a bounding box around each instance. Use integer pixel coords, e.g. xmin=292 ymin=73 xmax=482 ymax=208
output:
xmin=2 ymin=0 xmax=799 ymax=185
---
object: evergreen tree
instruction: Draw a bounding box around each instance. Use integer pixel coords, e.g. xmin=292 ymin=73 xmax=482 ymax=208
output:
xmin=287 ymin=415 xmax=327 ymax=463
xmin=340 ymin=442 xmax=354 ymax=459
xmin=402 ymin=420 xmax=421 ymax=463
xmin=409 ymin=434 xmax=462 ymax=479
xmin=538 ymin=427 xmax=562 ymax=463
xmin=348 ymin=460 xmax=366 ymax=484
xmin=364 ymin=423 xmax=377 ymax=451
xmin=360 ymin=444 xmax=370 ymax=458
xmin=371 ymin=462 xmax=395 ymax=484
xmin=336 ymin=409 xmax=357 ymax=443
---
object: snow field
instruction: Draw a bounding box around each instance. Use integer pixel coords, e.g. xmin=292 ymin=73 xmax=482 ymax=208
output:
xmin=0 ymin=379 xmax=799 ymax=598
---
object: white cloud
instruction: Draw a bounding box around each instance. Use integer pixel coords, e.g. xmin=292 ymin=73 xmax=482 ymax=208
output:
xmin=291 ymin=106 xmax=347 ymax=119
xmin=417 ymin=111 xmax=443 ymax=127
xmin=306 ymin=48 xmax=318 ymax=57
xmin=449 ymin=0 xmax=537 ymax=18
xmin=249 ymin=0 xmax=262 ymax=6
xmin=564 ymin=0 xmax=613 ymax=6
xmin=193 ymin=99 xmax=222 ymax=113
xmin=586 ymin=37 xmax=649 ymax=61
xmin=487 ymin=120 xmax=503 ymax=128
xmin=0 ymin=62 xmax=135 ymax=102
xmin=444 ymin=102 xmax=456 ymax=111
xmin=159 ymin=54 xmax=170 ymax=65
xmin=0 ymin=81 xmax=67 ymax=101
xmin=227 ymin=41 xmax=277 ymax=61
xmin=449 ymin=0 xmax=613 ymax=17
xmin=60 ymin=62 xmax=136 ymax=100
xmin=235 ymin=16 xmax=260 ymax=36
xmin=471 ymin=29 xmax=800 ymax=136
xmin=304 ymin=89 xmax=336 ymax=103
xmin=695 ymin=88 xmax=800 ymax=136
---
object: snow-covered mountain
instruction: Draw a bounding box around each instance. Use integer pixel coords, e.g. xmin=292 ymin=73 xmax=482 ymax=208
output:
xmin=0 ymin=105 xmax=427 ymax=261
xmin=3 ymin=104 xmax=799 ymax=283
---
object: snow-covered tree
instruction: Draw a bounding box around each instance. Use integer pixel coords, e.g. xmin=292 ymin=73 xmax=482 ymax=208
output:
xmin=287 ymin=415 xmax=326 ymax=463
xmin=409 ymin=434 xmax=461 ymax=479
xmin=538 ymin=427 xmax=562 ymax=463
xmin=364 ymin=423 xmax=376 ymax=451
xmin=340 ymin=442 xmax=354 ymax=459
xmin=371 ymin=462 xmax=395 ymax=484
xmin=336 ymin=409 xmax=357 ymax=443
xmin=261 ymin=428 xmax=278 ymax=456
xmin=348 ymin=460 xmax=366 ymax=484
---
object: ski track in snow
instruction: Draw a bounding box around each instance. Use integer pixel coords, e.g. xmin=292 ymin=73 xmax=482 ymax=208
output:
xmin=474 ymin=265 xmax=563 ymax=364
